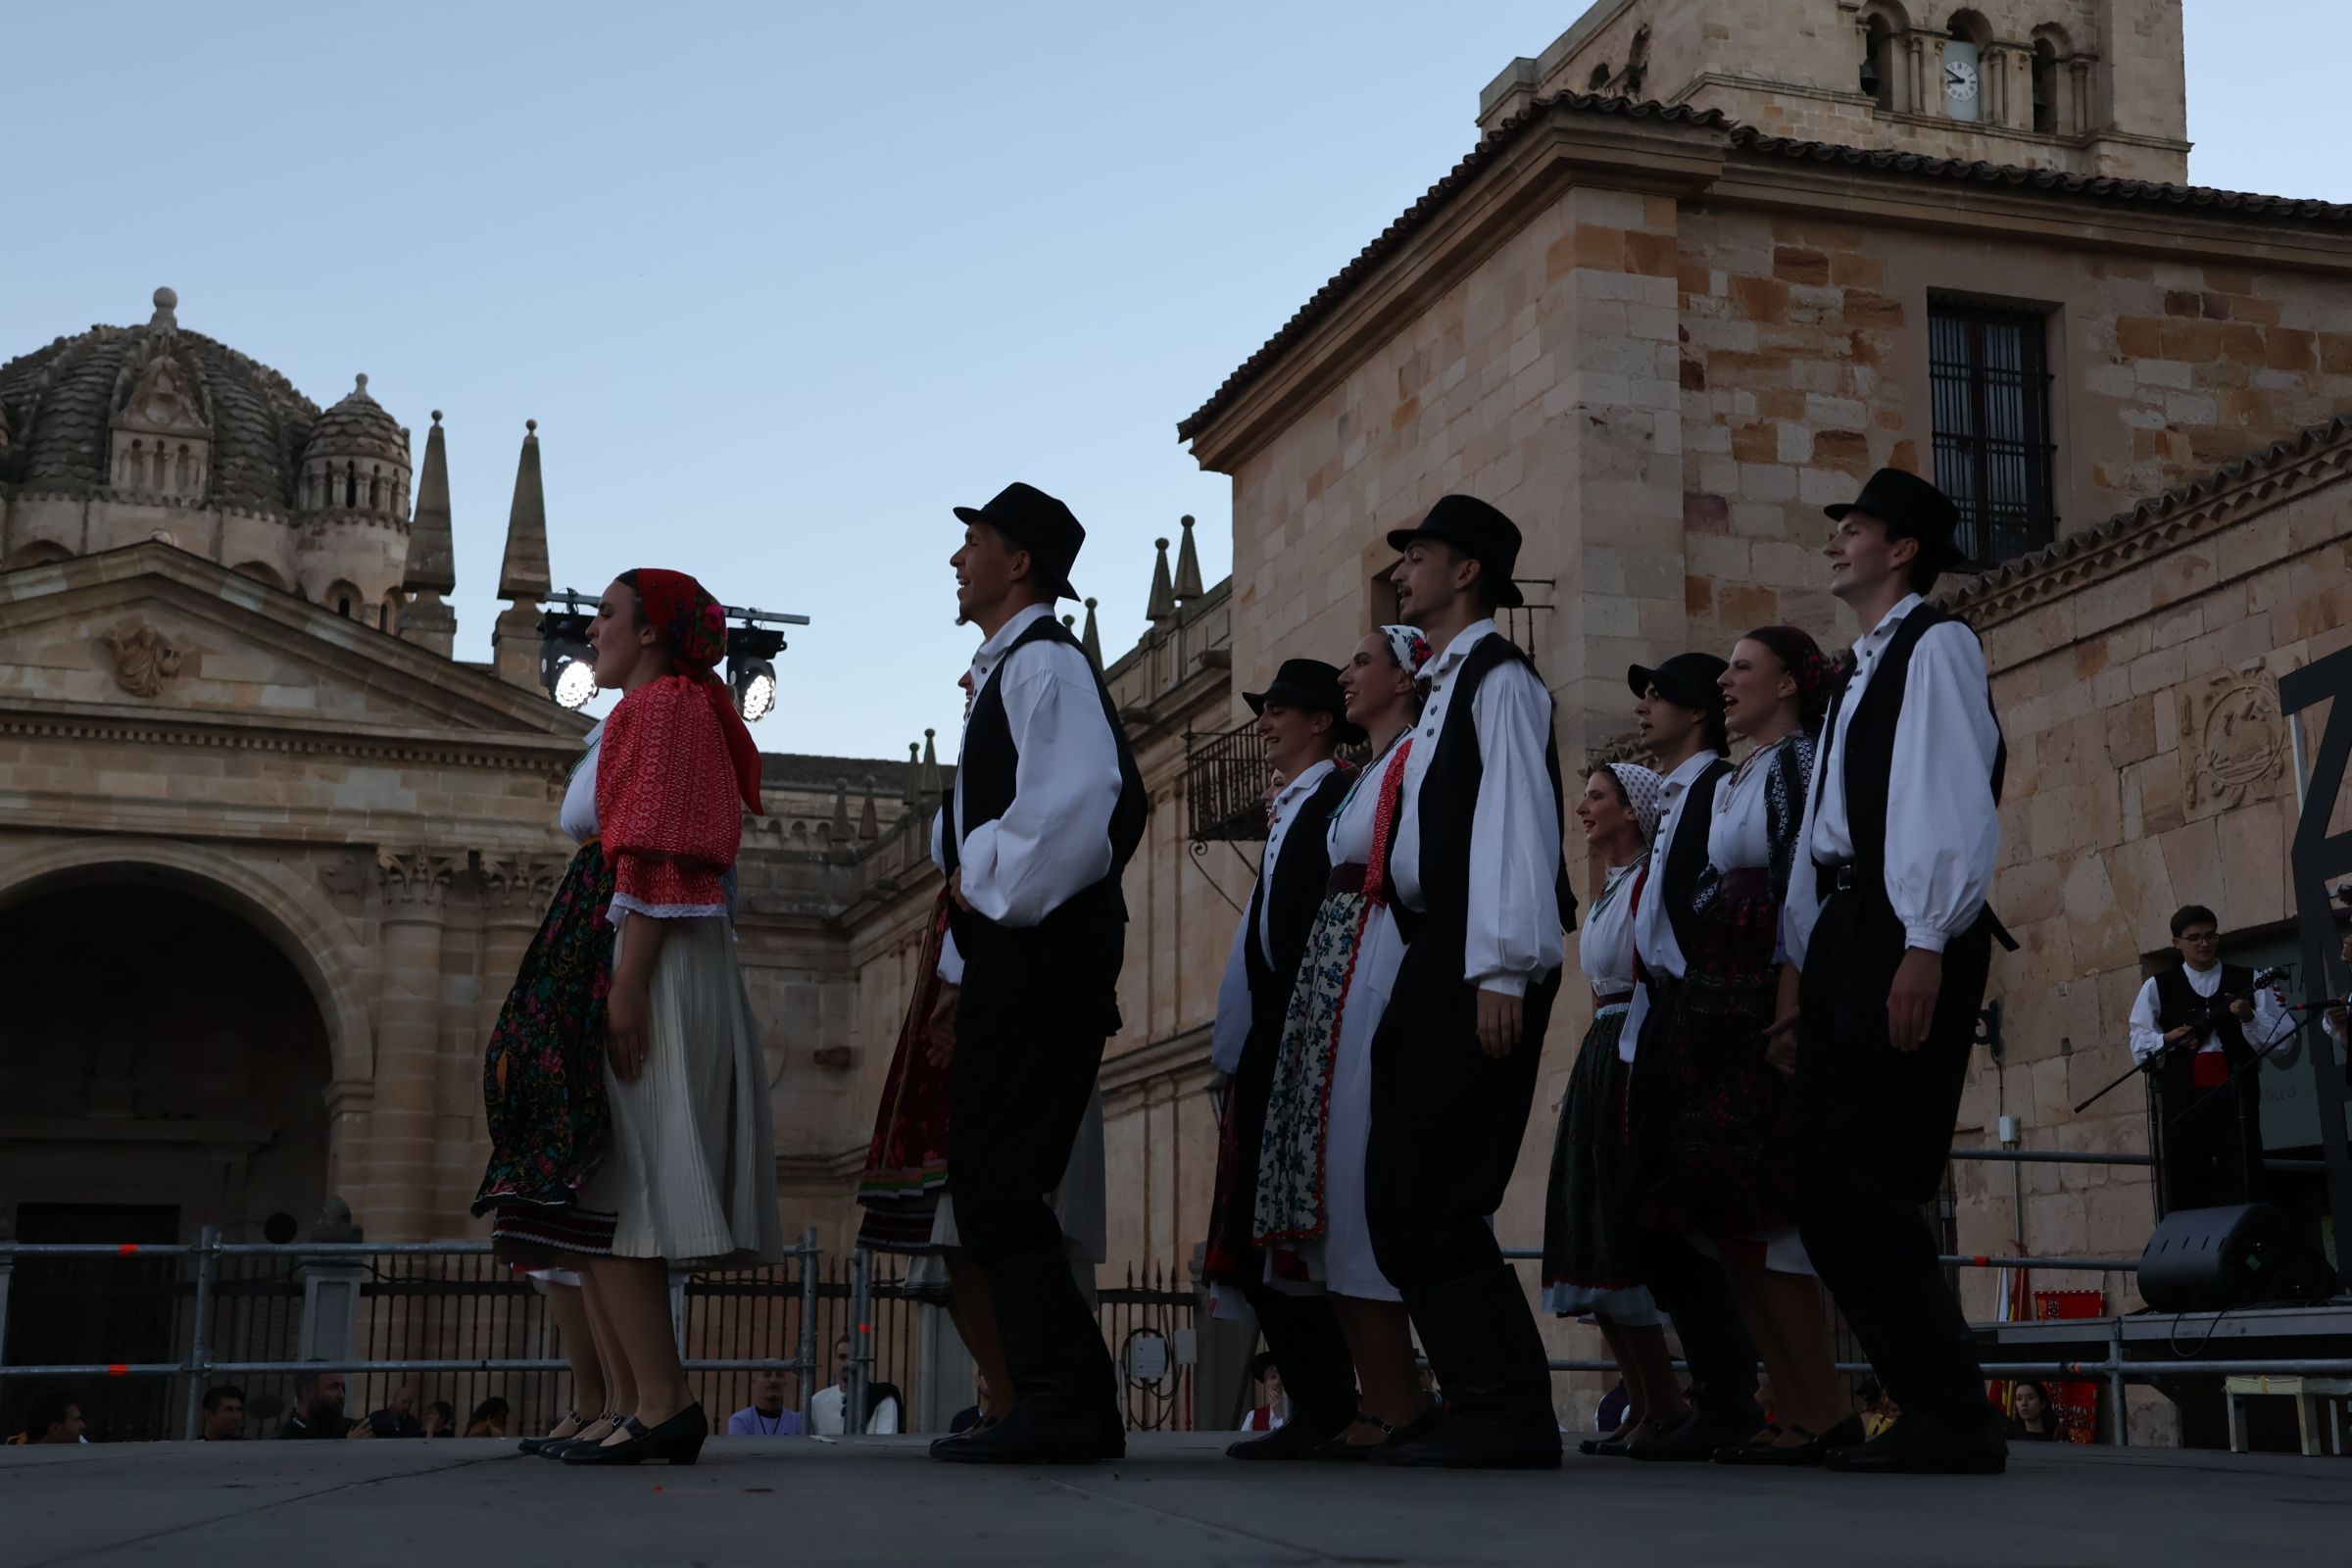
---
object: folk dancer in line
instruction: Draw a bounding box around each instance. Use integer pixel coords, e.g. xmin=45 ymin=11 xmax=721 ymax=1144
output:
xmin=1631 ymin=626 xmax=1859 ymax=1465
xmin=1539 ymin=760 xmax=1686 ymax=1456
xmin=2129 ymin=904 xmax=2288 ymax=1213
xmin=926 ymin=482 xmax=1147 ymax=1466
xmin=1252 ymin=627 xmax=1440 ymax=1457
xmin=1774 ymin=467 xmax=2012 ymax=1476
xmin=1361 ymin=496 xmax=1577 ymax=1470
xmin=1614 ymin=654 xmax=1768 ymax=1463
xmin=1201 ymin=657 xmax=1367 ymax=1457
xmin=563 ymin=568 xmax=787 ymax=1467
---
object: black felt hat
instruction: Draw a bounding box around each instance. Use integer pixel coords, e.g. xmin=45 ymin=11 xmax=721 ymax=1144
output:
xmin=1824 ymin=466 xmax=1972 ymax=569
xmin=1386 ymin=494 xmax=1525 ymax=609
xmin=1628 ymin=652 xmax=1729 ymax=713
xmin=1244 ymin=657 xmax=1367 ymax=748
xmin=954 ymin=481 xmax=1085 ymax=600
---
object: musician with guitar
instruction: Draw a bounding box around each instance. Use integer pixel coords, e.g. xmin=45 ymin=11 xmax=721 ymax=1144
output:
xmin=2127 ymin=906 xmax=2290 ymax=1213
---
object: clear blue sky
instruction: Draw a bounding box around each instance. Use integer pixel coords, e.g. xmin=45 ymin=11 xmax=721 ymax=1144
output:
xmin=4 ymin=2 xmax=2341 ymax=759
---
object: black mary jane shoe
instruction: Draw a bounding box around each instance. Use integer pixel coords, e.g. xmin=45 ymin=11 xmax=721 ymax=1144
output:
xmin=1583 ymin=1413 xmax=1677 ymax=1458
xmin=561 ymin=1404 xmax=709 ymax=1467
xmin=1308 ymin=1405 xmax=1440 ymax=1462
xmin=518 ymin=1410 xmax=588 ymax=1455
xmin=928 ymin=1415 xmax=1001 ymax=1453
xmin=539 ymin=1413 xmax=619 ymax=1460
xmin=1715 ymin=1415 xmax=1868 ymax=1467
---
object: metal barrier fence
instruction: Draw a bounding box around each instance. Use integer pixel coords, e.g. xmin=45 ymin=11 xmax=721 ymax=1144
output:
xmin=0 ymin=1236 xmax=1199 ymax=1443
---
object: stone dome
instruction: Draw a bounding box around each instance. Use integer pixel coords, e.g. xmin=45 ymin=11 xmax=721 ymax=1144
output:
xmin=0 ymin=287 xmax=319 ymax=517
xmin=304 ymin=374 xmax=408 ymax=466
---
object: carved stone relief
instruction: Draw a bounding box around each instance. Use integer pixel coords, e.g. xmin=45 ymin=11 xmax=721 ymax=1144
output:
xmin=2180 ymin=663 xmax=2289 ymax=816
xmin=101 ymin=624 xmax=183 ymax=698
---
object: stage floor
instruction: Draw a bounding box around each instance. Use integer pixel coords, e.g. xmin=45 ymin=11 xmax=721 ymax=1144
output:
xmin=2 ymin=1430 xmax=2343 ymax=1566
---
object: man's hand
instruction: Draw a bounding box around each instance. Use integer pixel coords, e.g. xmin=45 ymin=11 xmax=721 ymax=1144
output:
xmin=608 ymin=979 xmax=651 ymax=1082
xmin=1475 ymin=988 xmax=1524 ymax=1058
xmin=949 ymin=868 xmax=972 ymax=913
xmin=346 ymin=1420 xmax=375 ymax=1441
xmin=1886 ymin=948 xmax=1943 ymax=1053
xmin=2230 ymin=995 xmax=2255 ymax=1021
xmin=2163 ymin=1023 xmax=2198 ymax=1048
xmin=925 ymin=983 xmax=962 ymax=1068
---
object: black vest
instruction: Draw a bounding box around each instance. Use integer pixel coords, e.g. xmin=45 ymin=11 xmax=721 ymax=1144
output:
xmin=941 ymin=614 xmax=1148 ymax=949
xmin=1659 ymin=757 xmax=1733 ymax=962
xmin=1405 ymin=633 xmax=1577 ymax=943
xmin=2153 ymin=962 xmax=2256 ymax=1068
xmin=1817 ymin=601 xmax=2007 ymax=891
xmin=1243 ymin=765 xmax=1355 ymax=1016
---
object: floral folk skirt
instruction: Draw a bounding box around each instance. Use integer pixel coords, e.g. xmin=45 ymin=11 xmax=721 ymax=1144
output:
xmin=473 ymin=839 xmax=619 ymax=1261
xmin=1541 ymin=1004 xmax=1658 ymax=1323
xmin=1254 ymin=884 xmax=1376 ymax=1250
xmin=1629 ymin=868 xmax=1799 ymax=1242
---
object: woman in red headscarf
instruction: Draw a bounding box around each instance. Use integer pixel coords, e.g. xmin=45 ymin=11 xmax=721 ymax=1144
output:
xmin=555 ymin=568 xmax=783 ymax=1467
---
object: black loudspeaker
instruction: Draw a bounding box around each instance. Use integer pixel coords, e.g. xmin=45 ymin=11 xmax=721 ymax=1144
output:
xmin=2137 ymin=1203 xmax=2338 ymax=1313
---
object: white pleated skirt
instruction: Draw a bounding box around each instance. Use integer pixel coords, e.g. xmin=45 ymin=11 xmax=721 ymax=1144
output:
xmin=580 ymin=914 xmax=784 ymax=1264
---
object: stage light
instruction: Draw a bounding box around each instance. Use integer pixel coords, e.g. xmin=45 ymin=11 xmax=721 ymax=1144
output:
xmin=728 ymin=624 xmax=787 ymax=721
xmin=537 ymin=608 xmax=597 ymax=710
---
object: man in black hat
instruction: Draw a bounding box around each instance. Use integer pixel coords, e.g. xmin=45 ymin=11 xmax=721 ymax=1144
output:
xmin=1772 ymin=466 xmax=2010 ymax=1475
xmin=1206 ymin=658 xmax=1366 ymax=1459
xmin=1360 ymin=494 xmax=1576 ymax=1468
xmin=1614 ymin=652 xmax=1770 ymax=1464
xmin=928 ymin=481 xmax=1147 ymax=1465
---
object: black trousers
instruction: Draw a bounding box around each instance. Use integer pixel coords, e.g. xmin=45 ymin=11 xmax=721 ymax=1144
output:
xmin=1364 ymin=935 xmax=1560 ymax=1289
xmin=947 ymin=913 xmax=1124 ymax=1264
xmin=2153 ymin=1064 xmax=2265 ymax=1215
xmin=1792 ymin=885 xmax=1993 ymax=1419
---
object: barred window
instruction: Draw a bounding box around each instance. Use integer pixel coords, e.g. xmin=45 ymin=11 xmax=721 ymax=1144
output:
xmin=1930 ymin=300 xmax=2058 ymax=565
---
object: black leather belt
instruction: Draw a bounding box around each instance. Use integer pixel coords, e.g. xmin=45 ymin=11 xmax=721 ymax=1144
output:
xmin=1816 ymin=858 xmax=1860 ymax=896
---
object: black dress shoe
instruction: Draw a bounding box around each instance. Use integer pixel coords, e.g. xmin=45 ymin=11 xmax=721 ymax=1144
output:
xmin=932 ymin=1398 xmax=1112 ymax=1465
xmin=1714 ymin=1414 xmax=1867 ymax=1467
xmin=1825 ymin=1409 xmax=2006 ymax=1476
xmin=561 ymin=1404 xmax=708 ymax=1467
xmin=1626 ymin=1407 xmax=1765 ymax=1462
xmin=1298 ymin=1405 xmax=1440 ymax=1462
xmin=517 ymin=1411 xmax=586 ymax=1455
xmin=1226 ymin=1402 xmax=1352 ymax=1461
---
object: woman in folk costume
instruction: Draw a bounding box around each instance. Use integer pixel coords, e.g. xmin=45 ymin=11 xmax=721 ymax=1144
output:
xmin=550 ymin=568 xmax=784 ymax=1467
xmin=1631 ymin=624 xmax=1857 ymax=1463
xmin=1253 ymin=624 xmax=1437 ymax=1458
xmin=1540 ymin=761 xmax=1688 ymax=1456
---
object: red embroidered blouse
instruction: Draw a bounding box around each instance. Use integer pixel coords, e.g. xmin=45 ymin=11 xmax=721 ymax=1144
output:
xmin=597 ymin=674 xmax=745 ymax=919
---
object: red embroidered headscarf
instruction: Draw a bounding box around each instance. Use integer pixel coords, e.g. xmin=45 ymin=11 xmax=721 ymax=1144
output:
xmin=627 ymin=567 xmax=764 ymax=815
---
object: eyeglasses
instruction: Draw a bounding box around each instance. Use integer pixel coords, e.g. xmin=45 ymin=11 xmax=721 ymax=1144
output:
xmin=2180 ymin=931 xmax=2220 ymax=944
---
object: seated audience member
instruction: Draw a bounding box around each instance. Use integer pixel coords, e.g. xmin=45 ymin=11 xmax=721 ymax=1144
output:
xmin=2005 ymin=1381 xmax=2061 ymax=1442
xmin=1238 ymin=1352 xmax=1289 ymax=1434
xmin=366 ymin=1382 xmax=425 ymax=1439
xmin=1594 ymin=1379 xmax=1632 ymax=1435
xmin=200 ymin=1385 xmax=246 ymax=1441
xmin=728 ymin=1369 xmax=806 ymax=1437
xmin=809 ymin=1336 xmax=903 ymax=1435
xmin=279 ymin=1370 xmax=370 ymax=1439
xmin=463 ymin=1396 xmax=512 ymax=1439
xmin=8 ymin=1391 xmax=86 ymax=1445
xmin=421 ymin=1400 xmax=457 ymax=1438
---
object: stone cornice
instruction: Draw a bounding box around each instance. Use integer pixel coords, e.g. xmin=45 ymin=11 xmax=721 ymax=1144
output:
xmin=1182 ymin=107 xmax=1729 ymax=470
xmin=0 ymin=696 xmax=583 ymax=773
xmin=1950 ymin=414 xmax=2352 ymax=631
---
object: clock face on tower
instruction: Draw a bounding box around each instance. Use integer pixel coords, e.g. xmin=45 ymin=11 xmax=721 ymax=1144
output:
xmin=1945 ymin=59 xmax=1980 ymax=101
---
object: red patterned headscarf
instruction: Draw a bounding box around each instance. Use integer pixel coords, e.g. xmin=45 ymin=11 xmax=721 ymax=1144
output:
xmin=629 ymin=567 xmax=764 ymax=815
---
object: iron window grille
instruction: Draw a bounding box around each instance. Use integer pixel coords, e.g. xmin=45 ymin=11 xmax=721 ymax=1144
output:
xmin=1929 ymin=299 xmax=2059 ymax=566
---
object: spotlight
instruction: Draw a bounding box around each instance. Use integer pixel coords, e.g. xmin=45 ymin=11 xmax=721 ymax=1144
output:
xmin=538 ymin=608 xmax=597 ymax=710
xmin=728 ymin=625 xmax=787 ymax=721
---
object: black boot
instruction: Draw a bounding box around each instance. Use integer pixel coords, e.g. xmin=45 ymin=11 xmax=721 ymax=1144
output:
xmin=1228 ymin=1287 xmax=1357 ymax=1460
xmin=1824 ymin=1405 xmax=2006 ymax=1476
xmin=1377 ymin=1268 xmax=1561 ymax=1470
xmin=933 ymin=1249 xmax=1121 ymax=1465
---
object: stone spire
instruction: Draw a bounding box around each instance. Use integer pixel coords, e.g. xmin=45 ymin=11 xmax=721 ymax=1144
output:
xmin=1081 ymin=599 xmax=1104 ymax=670
xmin=831 ymin=777 xmax=852 ymax=840
xmin=1147 ymin=537 xmax=1176 ymax=623
xmin=858 ymin=776 xmax=880 ymax=841
xmin=1173 ymin=514 xmax=1205 ymax=602
xmin=499 ymin=419 xmax=552 ymax=601
xmin=905 ymin=741 xmax=922 ymax=807
xmin=490 ymin=419 xmax=552 ymax=691
xmin=398 ymin=409 xmax=459 ymax=659
xmin=920 ymin=729 xmax=942 ymax=807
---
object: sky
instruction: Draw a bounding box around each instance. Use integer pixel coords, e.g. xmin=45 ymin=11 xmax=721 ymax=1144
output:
xmin=4 ymin=2 xmax=2344 ymax=760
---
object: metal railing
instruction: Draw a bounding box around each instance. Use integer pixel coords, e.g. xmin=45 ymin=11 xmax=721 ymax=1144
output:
xmin=0 ymin=1237 xmax=1200 ymax=1442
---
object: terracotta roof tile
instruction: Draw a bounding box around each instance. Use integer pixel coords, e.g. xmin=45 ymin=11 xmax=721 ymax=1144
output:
xmin=1177 ymin=93 xmax=2352 ymax=443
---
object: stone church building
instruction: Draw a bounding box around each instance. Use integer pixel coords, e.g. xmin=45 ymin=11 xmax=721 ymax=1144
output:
xmin=4 ymin=0 xmax=2347 ymax=1437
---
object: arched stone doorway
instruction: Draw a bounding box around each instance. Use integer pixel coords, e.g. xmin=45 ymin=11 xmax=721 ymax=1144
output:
xmin=0 ymin=875 xmax=332 ymax=1439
